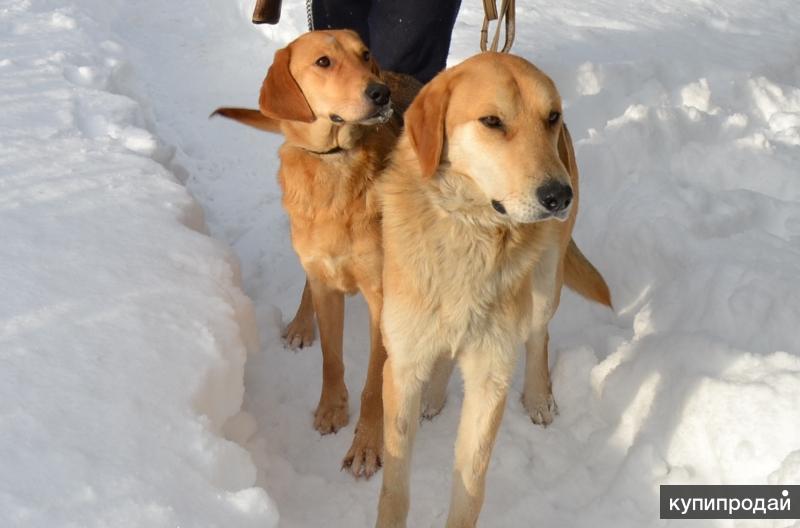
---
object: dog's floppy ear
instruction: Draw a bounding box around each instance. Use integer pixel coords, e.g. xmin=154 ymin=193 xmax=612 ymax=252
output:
xmin=259 ymin=46 xmax=315 ymax=123
xmin=405 ymin=80 xmax=450 ymax=178
xmin=557 ymin=121 xmax=576 ymax=176
xmin=369 ymin=53 xmax=381 ymax=77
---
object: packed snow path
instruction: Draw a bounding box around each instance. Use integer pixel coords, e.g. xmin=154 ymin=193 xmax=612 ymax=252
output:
xmin=4 ymin=0 xmax=800 ymax=526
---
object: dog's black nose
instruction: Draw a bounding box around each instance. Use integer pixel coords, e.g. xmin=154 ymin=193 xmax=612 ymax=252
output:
xmin=537 ymin=180 xmax=573 ymax=213
xmin=365 ymin=82 xmax=391 ymax=106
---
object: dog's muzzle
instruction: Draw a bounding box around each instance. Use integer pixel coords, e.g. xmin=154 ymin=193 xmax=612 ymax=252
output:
xmin=330 ymin=104 xmax=393 ymax=126
xmin=359 ymin=103 xmax=393 ymax=125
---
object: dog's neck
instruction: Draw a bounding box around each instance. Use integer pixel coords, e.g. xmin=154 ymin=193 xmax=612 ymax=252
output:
xmin=280 ymin=119 xmax=365 ymax=155
xmin=383 ymin=150 xmax=548 ymax=297
xmin=424 ymin=166 xmax=510 ymax=229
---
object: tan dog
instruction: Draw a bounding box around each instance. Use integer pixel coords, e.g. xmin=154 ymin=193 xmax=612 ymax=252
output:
xmin=376 ymin=52 xmax=611 ymax=527
xmin=214 ymin=30 xmax=408 ymax=478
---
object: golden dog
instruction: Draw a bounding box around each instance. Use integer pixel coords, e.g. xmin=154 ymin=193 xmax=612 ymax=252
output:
xmin=376 ymin=52 xmax=611 ymax=526
xmin=214 ymin=30 xmax=412 ymax=478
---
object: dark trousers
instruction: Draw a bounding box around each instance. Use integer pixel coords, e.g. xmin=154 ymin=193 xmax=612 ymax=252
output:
xmin=312 ymin=0 xmax=462 ymax=83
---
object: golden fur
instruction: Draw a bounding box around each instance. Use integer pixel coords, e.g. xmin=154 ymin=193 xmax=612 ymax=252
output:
xmin=213 ymin=32 xmax=609 ymax=490
xmin=375 ymin=52 xmax=611 ymax=527
xmin=214 ymin=30 xmax=410 ymax=478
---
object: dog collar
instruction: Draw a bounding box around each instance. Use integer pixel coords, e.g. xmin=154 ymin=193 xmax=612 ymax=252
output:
xmin=303 ymin=145 xmax=346 ymax=156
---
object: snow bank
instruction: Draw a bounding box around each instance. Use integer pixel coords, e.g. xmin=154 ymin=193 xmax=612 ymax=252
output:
xmin=0 ymin=1 xmax=276 ymax=526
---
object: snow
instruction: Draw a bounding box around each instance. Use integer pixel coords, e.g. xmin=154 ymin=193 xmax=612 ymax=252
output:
xmin=2 ymin=0 xmax=800 ymax=527
xmin=0 ymin=0 xmax=275 ymax=526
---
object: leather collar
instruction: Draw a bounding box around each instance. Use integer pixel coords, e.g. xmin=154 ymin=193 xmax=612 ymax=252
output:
xmin=302 ymin=145 xmax=346 ymax=156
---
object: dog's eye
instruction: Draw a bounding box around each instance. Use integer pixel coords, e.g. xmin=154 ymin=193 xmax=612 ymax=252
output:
xmin=315 ymin=56 xmax=331 ymax=68
xmin=362 ymin=50 xmax=371 ymax=61
xmin=547 ymin=111 xmax=561 ymax=125
xmin=479 ymin=115 xmax=503 ymax=129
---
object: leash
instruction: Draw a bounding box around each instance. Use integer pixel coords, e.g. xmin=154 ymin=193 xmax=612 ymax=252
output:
xmin=480 ymin=0 xmax=515 ymax=53
xmin=251 ymin=0 xmax=311 ymax=27
xmin=252 ymin=0 xmax=281 ymax=24
xmin=306 ymin=0 xmax=314 ymax=30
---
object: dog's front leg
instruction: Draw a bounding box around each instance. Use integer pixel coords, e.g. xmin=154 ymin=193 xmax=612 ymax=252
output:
xmin=308 ymin=278 xmax=349 ymax=434
xmin=343 ymin=283 xmax=386 ymax=478
xmin=376 ymin=351 xmax=427 ymax=527
xmin=283 ymin=277 xmax=316 ymax=349
xmin=523 ymin=246 xmax=562 ymax=426
xmin=446 ymin=344 xmax=515 ymax=528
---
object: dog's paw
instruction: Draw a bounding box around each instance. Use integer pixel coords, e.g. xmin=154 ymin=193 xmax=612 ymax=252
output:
xmin=282 ymin=316 xmax=315 ymax=350
xmin=314 ymin=398 xmax=349 ymax=434
xmin=522 ymin=391 xmax=558 ymax=427
xmin=421 ymin=394 xmax=447 ymax=420
xmin=342 ymin=426 xmax=382 ymax=479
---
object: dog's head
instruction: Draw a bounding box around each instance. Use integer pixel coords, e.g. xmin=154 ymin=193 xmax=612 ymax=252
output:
xmin=406 ymin=52 xmax=573 ymax=224
xmin=260 ymin=30 xmax=393 ymax=126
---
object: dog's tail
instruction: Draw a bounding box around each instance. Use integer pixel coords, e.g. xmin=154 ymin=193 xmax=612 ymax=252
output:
xmin=564 ymin=238 xmax=612 ymax=308
xmin=210 ymin=107 xmax=282 ymax=134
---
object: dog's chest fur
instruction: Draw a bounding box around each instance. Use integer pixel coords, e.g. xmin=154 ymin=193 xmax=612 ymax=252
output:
xmin=278 ymin=130 xmax=392 ymax=293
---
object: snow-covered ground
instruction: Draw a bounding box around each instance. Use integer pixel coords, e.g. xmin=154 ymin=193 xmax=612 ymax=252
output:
xmin=2 ymin=0 xmax=800 ymax=526
xmin=0 ymin=0 xmax=276 ymax=526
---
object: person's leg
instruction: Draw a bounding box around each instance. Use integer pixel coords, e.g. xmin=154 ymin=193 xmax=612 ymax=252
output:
xmin=367 ymin=0 xmax=461 ymax=83
xmin=312 ymin=0 xmax=372 ymax=47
